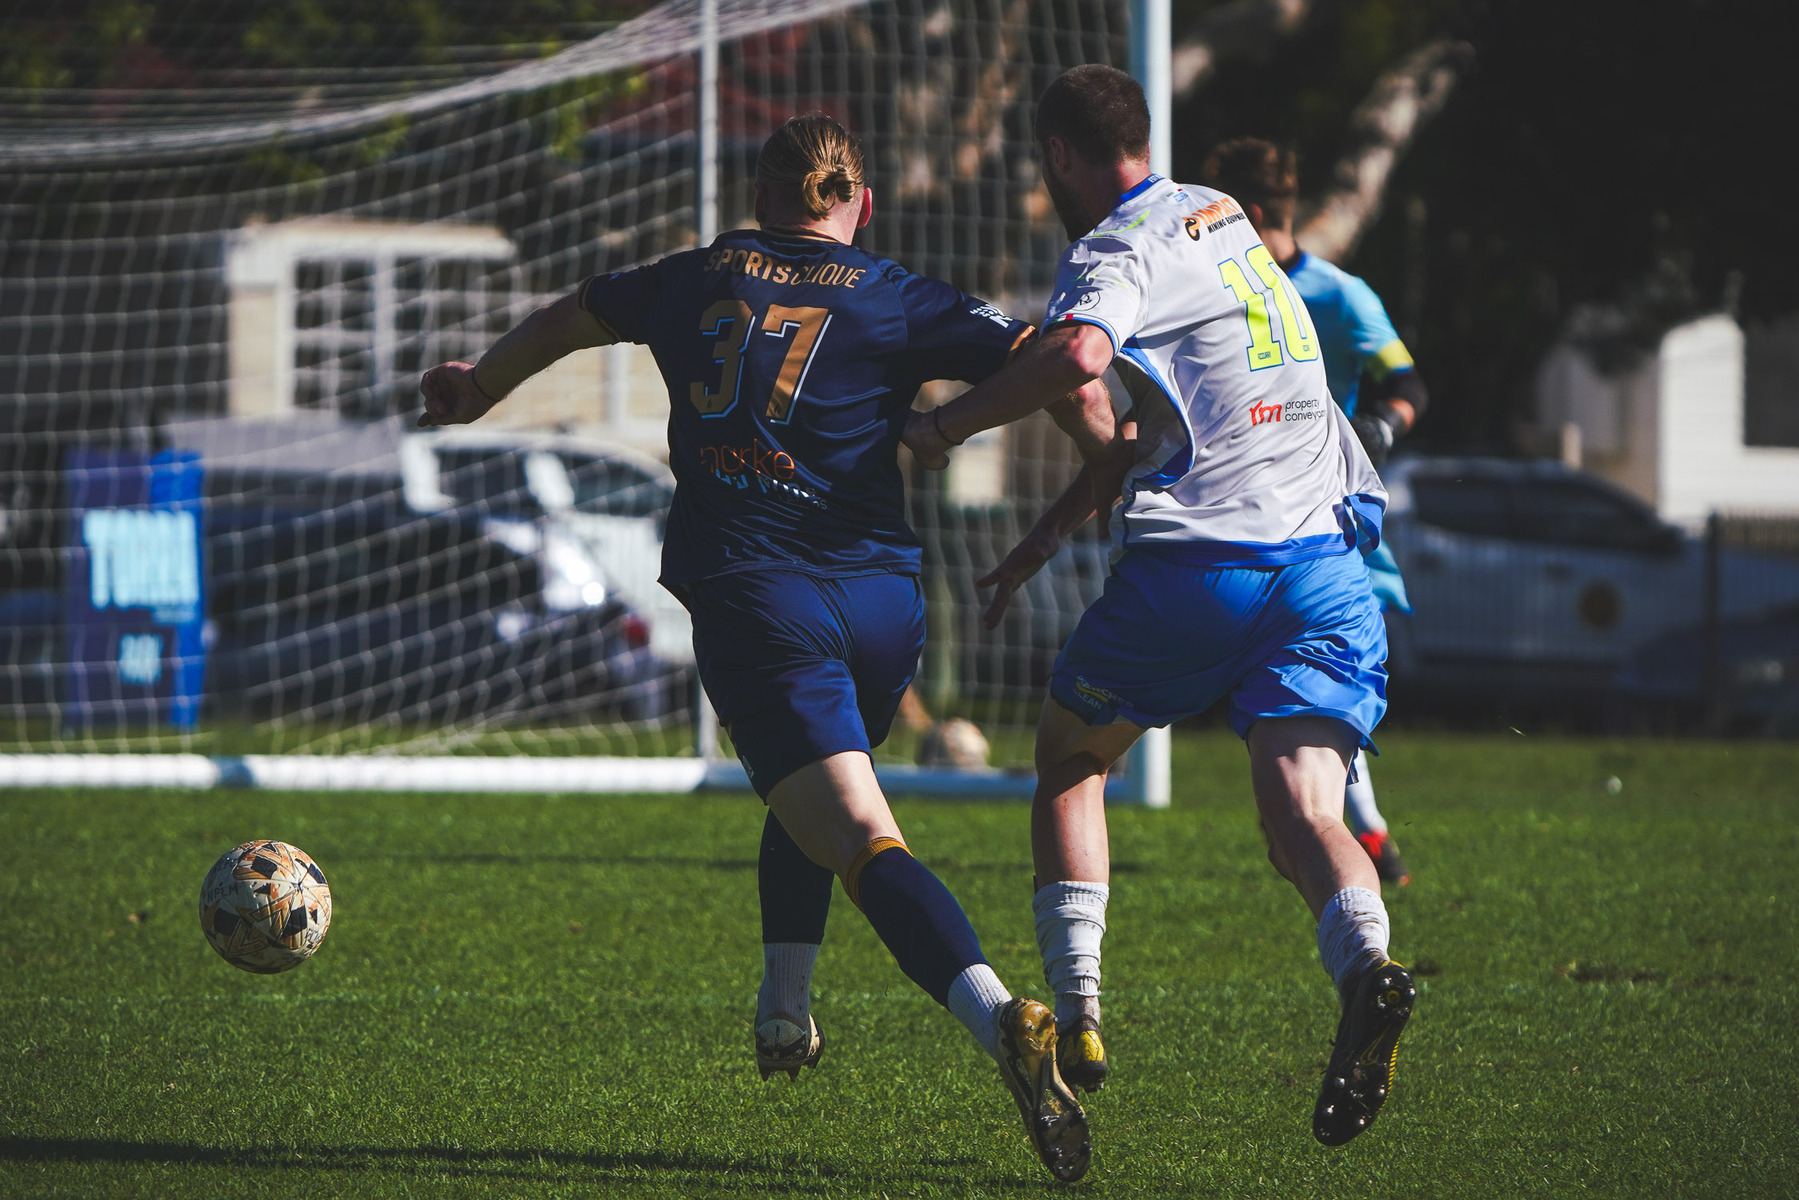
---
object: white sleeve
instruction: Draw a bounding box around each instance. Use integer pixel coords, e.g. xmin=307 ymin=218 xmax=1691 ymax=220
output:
xmin=1042 ymin=233 xmax=1148 ymax=354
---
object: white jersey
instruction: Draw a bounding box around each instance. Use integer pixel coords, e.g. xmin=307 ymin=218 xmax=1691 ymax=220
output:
xmin=1044 ymin=176 xmax=1386 ymax=566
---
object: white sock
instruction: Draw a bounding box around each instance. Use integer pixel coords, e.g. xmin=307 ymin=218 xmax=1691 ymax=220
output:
xmin=1342 ymin=749 xmax=1388 ymax=837
xmin=1032 ymin=880 xmax=1109 ymax=1028
xmin=946 ymin=963 xmax=1012 ymax=1060
xmin=756 ymin=942 xmax=818 ymax=1026
xmin=1316 ymin=886 xmax=1391 ymax=993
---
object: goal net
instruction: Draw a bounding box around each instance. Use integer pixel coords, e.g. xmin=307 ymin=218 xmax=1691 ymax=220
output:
xmin=1 ymin=0 xmax=1165 ymax=797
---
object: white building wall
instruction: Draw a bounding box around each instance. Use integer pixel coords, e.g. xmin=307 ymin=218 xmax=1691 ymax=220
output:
xmin=1537 ymin=313 xmax=1799 ymax=525
xmin=1656 ymin=315 xmax=1799 ymax=524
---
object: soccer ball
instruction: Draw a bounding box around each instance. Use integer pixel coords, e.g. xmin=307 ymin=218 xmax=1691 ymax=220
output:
xmin=199 ymin=840 xmax=333 ymax=974
xmin=917 ymin=717 xmax=990 ymax=770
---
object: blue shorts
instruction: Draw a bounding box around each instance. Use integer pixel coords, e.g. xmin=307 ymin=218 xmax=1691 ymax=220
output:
xmin=1049 ymin=547 xmax=1387 ymax=747
xmin=681 ymin=569 xmax=924 ymax=798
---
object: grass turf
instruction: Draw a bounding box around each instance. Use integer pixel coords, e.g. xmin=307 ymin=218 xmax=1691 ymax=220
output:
xmin=2 ymin=732 xmax=1795 ymax=1198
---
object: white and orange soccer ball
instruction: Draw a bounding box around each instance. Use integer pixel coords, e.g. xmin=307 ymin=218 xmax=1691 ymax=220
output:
xmin=199 ymin=840 xmax=333 ymax=974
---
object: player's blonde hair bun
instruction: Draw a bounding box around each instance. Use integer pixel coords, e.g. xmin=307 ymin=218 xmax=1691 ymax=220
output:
xmin=802 ymin=166 xmax=857 ymax=215
xmin=759 ymin=113 xmax=865 ymax=219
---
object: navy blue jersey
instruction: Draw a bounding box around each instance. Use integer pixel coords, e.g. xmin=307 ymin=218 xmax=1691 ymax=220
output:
xmin=581 ymin=228 xmax=1031 ymax=585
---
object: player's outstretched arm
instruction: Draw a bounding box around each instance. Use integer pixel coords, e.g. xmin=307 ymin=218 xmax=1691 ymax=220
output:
xmin=418 ymin=292 xmax=616 ymax=428
xmin=903 ymin=323 xmax=1112 ymax=468
xmin=977 ymin=433 xmax=1133 ymax=629
xmin=1046 ymin=378 xmax=1117 ymax=465
xmin=1046 ymin=378 xmax=1136 ymax=535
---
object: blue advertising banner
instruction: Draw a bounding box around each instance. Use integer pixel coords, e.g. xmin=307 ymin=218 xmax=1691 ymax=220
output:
xmin=63 ymin=449 xmax=206 ymax=729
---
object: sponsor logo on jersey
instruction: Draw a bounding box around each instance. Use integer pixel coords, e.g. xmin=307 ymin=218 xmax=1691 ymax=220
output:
xmin=1072 ymin=676 xmax=1124 ymax=709
xmin=969 ymin=301 xmax=1014 ymax=326
xmin=1281 ymin=396 xmax=1326 ymax=421
xmin=1046 ymin=287 xmax=1103 ymax=325
xmin=705 ymin=247 xmax=867 ymax=289
xmin=699 ymin=439 xmax=828 ymax=509
xmin=1247 ymin=397 xmax=1323 ymax=425
xmin=1184 ymin=196 xmax=1246 ymax=241
xmin=701 ymin=438 xmax=796 ymax=481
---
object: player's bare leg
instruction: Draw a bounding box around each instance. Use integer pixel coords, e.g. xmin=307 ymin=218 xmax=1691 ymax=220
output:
xmin=767 ymin=752 xmax=1090 ymax=1181
xmin=1246 ymin=717 xmax=1375 ymax=913
xmin=1246 ymin=716 xmax=1415 ymax=1146
xmin=1029 ymin=697 xmax=1144 ymax=1091
xmin=765 ymin=752 xmax=905 ymax=874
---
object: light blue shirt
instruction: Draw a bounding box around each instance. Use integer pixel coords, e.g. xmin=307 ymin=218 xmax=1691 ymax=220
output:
xmin=1285 ymin=252 xmax=1414 ymax=417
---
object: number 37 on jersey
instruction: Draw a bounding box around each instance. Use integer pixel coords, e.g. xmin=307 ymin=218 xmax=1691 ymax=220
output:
xmin=690 ymin=301 xmax=833 ymax=423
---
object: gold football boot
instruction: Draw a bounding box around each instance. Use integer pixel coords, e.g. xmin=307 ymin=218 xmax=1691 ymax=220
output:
xmin=995 ymin=998 xmax=1091 ymax=1182
xmin=1056 ymin=1014 xmax=1110 ymax=1092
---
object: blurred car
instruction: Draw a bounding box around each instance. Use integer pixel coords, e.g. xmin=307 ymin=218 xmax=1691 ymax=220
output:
xmin=1615 ymin=603 xmax=1799 ymax=735
xmin=1380 ymin=456 xmax=1799 ymax=703
xmin=204 ymin=466 xmax=677 ymax=724
xmin=399 ymin=429 xmax=692 ymax=664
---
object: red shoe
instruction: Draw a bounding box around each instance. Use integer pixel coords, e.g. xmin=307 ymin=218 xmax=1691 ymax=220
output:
xmin=1358 ymin=831 xmax=1412 ymax=886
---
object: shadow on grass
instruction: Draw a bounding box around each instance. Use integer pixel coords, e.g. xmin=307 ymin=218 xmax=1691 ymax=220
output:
xmin=0 ymin=1136 xmax=1018 ymax=1192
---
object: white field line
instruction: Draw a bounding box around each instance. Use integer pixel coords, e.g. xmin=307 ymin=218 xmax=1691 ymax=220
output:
xmin=0 ymin=754 xmax=1160 ymax=800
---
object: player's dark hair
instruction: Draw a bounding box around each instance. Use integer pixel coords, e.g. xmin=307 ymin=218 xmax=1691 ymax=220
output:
xmin=756 ymin=112 xmax=866 ymax=219
xmin=1034 ymin=64 xmax=1150 ymax=165
xmin=1203 ymin=138 xmax=1300 ymax=228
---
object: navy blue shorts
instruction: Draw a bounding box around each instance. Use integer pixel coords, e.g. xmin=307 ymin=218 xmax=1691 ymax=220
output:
xmin=1049 ymin=547 xmax=1388 ymax=748
xmin=681 ymin=569 xmax=925 ymax=798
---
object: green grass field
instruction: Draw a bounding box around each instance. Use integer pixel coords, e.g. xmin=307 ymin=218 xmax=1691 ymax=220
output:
xmin=3 ymin=732 xmax=1795 ymax=1198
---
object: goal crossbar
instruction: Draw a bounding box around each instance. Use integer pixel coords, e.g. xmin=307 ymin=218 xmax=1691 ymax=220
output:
xmin=0 ymin=0 xmax=865 ymax=166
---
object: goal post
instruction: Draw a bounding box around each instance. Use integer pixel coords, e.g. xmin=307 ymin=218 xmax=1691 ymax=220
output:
xmin=0 ymin=0 xmax=1172 ymax=806
xmin=1119 ymin=0 xmax=1174 ymax=808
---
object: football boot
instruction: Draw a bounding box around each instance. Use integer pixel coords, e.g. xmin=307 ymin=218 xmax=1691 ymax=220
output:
xmin=995 ymin=997 xmax=1091 ymax=1182
xmin=1313 ymin=959 xmax=1416 ymax=1146
xmin=1056 ymin=1014 xmax=1110 ymax=1092
xmin=1357 ymin=830 xmax=1412 ymax=886
xmin=755 ymin=1015 xmax=825 ymax=1081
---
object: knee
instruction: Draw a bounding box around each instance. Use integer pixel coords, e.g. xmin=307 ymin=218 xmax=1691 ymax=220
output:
xmin=1034 ymin=746 xmax=1112 ymax=784
xmin=841 ymin=836 xmax=909 ymax=908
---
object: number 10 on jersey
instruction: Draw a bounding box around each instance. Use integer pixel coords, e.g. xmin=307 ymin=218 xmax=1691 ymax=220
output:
xmin=690 ymin=301 xmax=833 ymax=422
xmin=1217 ymin=245 xmax=1318 ymax=371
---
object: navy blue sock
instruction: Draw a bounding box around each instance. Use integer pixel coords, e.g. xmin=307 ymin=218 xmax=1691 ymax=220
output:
xmin=856 ymin=848 xmax=987 ymax=1006
xmin=759 ymin=811 xmax=833 ymax=945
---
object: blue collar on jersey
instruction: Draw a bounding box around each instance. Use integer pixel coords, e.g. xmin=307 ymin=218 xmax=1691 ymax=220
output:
xmin=1118 ymin=173 xmax=1163 ymax=205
